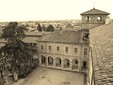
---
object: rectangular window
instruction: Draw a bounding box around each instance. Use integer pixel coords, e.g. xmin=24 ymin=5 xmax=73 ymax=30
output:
xmin=65 ymin=47 xmax=68 ymax=53
xmin=41 ymin=45 xmax=43 ymax=50
xmin=49 ymin=46 xmax=51 ymax=51
xmin=84 ymin=48 xmax=87 ymax=55
xmin=83 ymin=33 xmax=89 ymax=41
xmin=57 ymin=46 xmax=60 ymax=51
xmin=74 ymin=48 xmax=78 ymax=53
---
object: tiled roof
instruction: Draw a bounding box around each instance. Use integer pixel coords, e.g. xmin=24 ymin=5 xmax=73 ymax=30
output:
xmin=39 ymin=30 xmax=81 ymax=44
xmin=0 ymin=31 xmax=51 ymax=43
xmin=22 ymin=37 xmax=38 ymax=43
xmin=0 ymin=37 xmax=38 ymax=44
xmin=25 ymin=32 xmax=42 ymax=36
xmin=90 ymin=21 xmax=113 ymax=84
xmin=81 ymin=8 xmax=110 ymax=15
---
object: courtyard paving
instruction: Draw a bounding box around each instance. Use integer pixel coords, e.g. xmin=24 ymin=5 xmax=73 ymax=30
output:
xmin=12 ymin=79 xmax=25 ymax=85
xmin=20 ymin=67 xmax=87 ymax=85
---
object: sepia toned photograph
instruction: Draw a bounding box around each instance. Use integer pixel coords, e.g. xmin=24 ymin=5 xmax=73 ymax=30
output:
xmin=0 ymin=0 xmax=113 ymax=85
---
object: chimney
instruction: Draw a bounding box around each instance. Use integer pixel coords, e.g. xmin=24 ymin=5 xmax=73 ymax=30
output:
xmin=60 ymin=27 xmax=63 ymax=34
xmin=60 ymin=30 xmax=63 ymax=34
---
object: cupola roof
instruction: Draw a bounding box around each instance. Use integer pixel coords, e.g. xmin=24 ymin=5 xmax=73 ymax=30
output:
xmin=80 ymin=8 xmax=110 ymax=15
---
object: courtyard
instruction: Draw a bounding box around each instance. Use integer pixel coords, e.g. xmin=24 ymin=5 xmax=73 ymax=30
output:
xmin=20 ymin=67 xmax=87 ymax=85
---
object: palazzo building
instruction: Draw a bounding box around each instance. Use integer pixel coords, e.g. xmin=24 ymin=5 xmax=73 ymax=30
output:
xmin=37 ymin=29 xmax=89 ymax=73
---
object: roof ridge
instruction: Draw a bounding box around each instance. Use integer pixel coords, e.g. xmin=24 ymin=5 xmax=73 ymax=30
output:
xmin=81 ymin=8 xmax=110 ymax=15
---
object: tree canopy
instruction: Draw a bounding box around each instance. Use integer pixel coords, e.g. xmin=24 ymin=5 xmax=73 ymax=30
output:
xmin=46 ymin=24 xmax=55 ymax=32
xmin=37 ymin=23 xmax=55 ymax=32
xmin=0 ymin=22 xmax=37 ymax=66
xmin=37 ymin=23 xmax=42 ymax=32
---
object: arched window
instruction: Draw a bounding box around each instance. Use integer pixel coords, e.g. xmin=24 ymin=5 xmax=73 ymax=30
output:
xmin=86 ymin=16 xmax=90 ymax=21
xmin=97 ymin=16 xmax=102 ymax=21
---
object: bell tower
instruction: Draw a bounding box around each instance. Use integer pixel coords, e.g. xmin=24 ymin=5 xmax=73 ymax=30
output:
xmin=80 ymin=8 xmax=110 ymax=29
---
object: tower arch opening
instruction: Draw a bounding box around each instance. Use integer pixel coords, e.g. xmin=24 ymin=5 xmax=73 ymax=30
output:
xmin=97 ymin=16 xmax=102 ymax=21
xmin=86 ymin=16 xmax=90 ymax=22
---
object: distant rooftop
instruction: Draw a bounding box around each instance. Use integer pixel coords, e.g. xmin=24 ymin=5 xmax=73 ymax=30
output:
xmin=81 ymin=8 xmax=110 ymax=15
xmin=25 ymin=31 xmax=51 ymax=36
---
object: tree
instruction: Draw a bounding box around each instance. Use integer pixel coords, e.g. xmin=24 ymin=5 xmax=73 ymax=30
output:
xmin=37 ymin=23 xmax=42 ymax=32
xmin=42 ymin=24 xmax=47 ymax=31
xmin=46 ymin=24 xmax=55 ymax=32
xmin=0 ymin=22 xmax=37 ymax=81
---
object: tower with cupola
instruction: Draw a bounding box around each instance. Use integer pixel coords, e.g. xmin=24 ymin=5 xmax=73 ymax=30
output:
xmin=80 ymin=8 xmax=110 ymax=29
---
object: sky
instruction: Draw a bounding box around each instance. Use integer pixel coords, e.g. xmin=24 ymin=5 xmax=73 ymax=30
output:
xmin=0 ymin=0 xmax=112 ymax=21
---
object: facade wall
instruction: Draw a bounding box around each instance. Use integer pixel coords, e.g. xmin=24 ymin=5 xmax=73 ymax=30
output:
xmin=37 ymin=41 xmax=89 ymax=73
xmin=81 ymin=15 xmax=108 ymax=29
xmin=82 ymin=24 xmax=101 ymax=30
xmin=82 ymin=15 xmax=107 ymax=24
xmin=38 ymin=42 xmax=89 ymax=57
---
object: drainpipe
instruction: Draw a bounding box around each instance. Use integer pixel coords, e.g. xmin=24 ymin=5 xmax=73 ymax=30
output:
xmin=90 ymin=46 xmax=95 ymax=85
xmin=45 ymin=41 xmax=47 ymax=66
